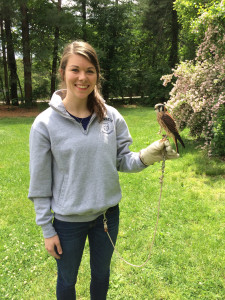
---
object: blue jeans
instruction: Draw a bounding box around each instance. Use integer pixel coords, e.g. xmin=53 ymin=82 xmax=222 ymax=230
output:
xmin=53 ymin=205 xmax=119 ymax=300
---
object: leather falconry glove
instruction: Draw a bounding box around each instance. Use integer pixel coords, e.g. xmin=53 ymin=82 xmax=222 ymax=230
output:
xmin=139 ymin=139 xmax=179 ymax=166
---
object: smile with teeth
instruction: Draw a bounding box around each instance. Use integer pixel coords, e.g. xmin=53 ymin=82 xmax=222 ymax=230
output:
xmin=75 ymin=84 xmax=89 ymax=89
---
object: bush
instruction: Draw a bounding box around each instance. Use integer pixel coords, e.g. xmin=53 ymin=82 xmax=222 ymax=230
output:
xmin=32 ymin=79 xmax=50 ymax=100
xmin=161 ymin=25 xmax=225 ymax=156
xmin=210 ymin=104 xmax=225 ymax=156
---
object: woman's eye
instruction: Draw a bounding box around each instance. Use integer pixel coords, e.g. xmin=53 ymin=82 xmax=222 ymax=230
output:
xmin=72 ymin=69 xmax=79 ymax=73
xmin=87 ymin=70 xmax=95 ymax=74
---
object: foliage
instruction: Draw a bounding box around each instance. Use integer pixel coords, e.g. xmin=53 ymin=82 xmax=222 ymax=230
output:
xmin=88 ymin=0 xmax=133 ymax=99
xmin=161 ymin=1 xmax=225 ymax=156
xmin=174 ymin=0 xmax=223 ymax=59
xmin=0 ymin=110 xmax=224 ymax=299
xmin=210 ymin=105 xmax=225 ymax=156
xmin=1 ymin=0 xmax=224 ymax=114
xmin=0 ymin=0 xmax=181 ymax=104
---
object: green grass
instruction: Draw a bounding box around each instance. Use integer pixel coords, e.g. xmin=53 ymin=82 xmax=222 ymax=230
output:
xmin=0 ymin=108 xmax=224 ymax=300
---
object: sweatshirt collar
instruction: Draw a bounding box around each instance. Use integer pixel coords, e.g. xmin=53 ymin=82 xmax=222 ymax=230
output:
xmin=49 ymin=90 xmax=68 ymax=117
xmin=49 ymin=90 xmax=97 ymax=127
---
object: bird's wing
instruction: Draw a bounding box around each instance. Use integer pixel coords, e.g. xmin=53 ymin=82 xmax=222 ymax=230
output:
xmin=162 ymin=113 xmax=185 ymax=148
xmin=161 ymin=113 xmax=179 ymax=134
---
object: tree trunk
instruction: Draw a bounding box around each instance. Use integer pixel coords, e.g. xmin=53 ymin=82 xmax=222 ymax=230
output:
xmin=17 ymin=73 xmax=24 ymax=101
xmin=0 ymin=18 xmax=10 ymax=105
xmin=50 ymin=27 xmax=59 ymax=96
xmin=81 ymin=0 xmax=87 ymax=41
xmin=102 ymin=3 xmax=118 ymax=100
xmin=20 ymin=0 xmax=32 ymax=105
xmin=0 ymin=76 xmax=6 ymax=103
xmin=4 ymin=16 xmax=19 ymax=105
xmin=50 ymin=0 xmax=61 ymax=97
xmin=169 ymin=7 xmax=179 ymax=68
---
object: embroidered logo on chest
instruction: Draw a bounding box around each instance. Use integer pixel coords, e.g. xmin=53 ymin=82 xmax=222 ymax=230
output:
xmin=101 ymin=117 xmax=114 ymax=134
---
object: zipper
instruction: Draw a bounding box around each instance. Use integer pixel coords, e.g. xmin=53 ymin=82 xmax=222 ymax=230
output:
xmin=50 ymin=101 xmax=97 ymax=135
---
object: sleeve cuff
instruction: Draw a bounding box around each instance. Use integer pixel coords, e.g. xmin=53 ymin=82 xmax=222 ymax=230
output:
xmin=41 ymin=223 xmax=57 ymax=238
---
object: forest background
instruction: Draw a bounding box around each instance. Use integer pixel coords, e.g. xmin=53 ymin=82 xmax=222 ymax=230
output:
xmin=0 ymin=0 xmax=225 ymax=156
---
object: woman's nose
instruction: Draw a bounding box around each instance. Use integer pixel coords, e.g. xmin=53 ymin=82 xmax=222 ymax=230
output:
xmin=78 ymin=71 xmax=86 ymax=81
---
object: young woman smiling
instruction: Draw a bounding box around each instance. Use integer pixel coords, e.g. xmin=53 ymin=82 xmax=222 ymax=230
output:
xmin=28 ymin=41 xmax=179 ymax=300
xmin=61 ymin=54 xmax=97 ymax=116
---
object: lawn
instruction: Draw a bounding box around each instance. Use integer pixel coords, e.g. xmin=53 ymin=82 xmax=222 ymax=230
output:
xmin=0 ymin=107 xmax=224 ymax=299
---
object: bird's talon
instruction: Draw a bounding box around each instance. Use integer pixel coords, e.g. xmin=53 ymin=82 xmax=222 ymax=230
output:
xmin=161 ymin=134 xmax=168 ymax=142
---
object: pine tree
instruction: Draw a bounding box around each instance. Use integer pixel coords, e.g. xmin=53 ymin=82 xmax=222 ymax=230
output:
xmin=20 ymin=0 xmax=32 ymax=105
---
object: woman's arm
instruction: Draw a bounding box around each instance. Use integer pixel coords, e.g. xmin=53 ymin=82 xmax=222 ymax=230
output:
xmin=28 ymin=126 xmax=55 ymax=238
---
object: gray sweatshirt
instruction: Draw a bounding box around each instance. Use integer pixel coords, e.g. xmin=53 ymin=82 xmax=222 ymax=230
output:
xmin=28 ymin=90 xmax=146 ymax=238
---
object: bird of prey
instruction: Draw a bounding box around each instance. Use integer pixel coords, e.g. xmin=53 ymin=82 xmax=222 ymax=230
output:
xmin=154 ymin=103 xmax=185 ymax=153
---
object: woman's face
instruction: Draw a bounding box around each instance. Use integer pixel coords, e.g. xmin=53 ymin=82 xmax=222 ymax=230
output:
xmin=62 ymin=54 xmax=97 ymax=102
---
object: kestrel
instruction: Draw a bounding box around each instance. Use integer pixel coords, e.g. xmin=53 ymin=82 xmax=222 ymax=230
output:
xmin=154 ymin=103 xmax=185 ymax=153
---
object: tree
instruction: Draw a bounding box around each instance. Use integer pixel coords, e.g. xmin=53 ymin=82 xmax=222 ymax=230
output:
xmin=20 ymin=0 xmax=32 ymax=105
xmin=142 ymin=0 xmax=180 ymax=67
xmin=1 ymin=0 xmax=19 ymax=105
xmin=50 ymin=0 xmax=62 ymax=96
xmin=4 ymin=15 xmax=19 ymax=105
xmin=81 ymin=0 xmax=87 ymax=41
xmin=174 ymin=0 xmax=223 ymax=60
xmin=169 ymin=6 xmax=179 ymax=68
xmin=0 ymin=17 xmax=10 ymax=104
xmin=88 ymin=0 xmax=137 ymax=100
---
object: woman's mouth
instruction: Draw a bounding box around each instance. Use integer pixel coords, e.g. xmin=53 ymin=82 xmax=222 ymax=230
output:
xmin=75 ymin=84 xmax=89 ymax=90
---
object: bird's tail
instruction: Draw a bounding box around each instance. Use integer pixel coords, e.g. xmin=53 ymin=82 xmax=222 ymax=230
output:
xmin=174 ymin=132 xmax=185 ymax=153
xmin=178 ymin=135 xmax=185 ymax=148
xmin=174 ymin=139 xmax=179 ymax=153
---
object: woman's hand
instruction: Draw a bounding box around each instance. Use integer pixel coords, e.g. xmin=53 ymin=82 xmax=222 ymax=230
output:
xmin=140 ymin=139 xmax=179 ymax=166
xmin=44 ymin=234 xmax=62 ymax=259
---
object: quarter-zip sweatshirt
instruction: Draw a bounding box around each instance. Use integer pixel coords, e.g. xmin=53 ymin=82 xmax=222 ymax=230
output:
xmin=28 ymin=90 xmax=147 ymax=238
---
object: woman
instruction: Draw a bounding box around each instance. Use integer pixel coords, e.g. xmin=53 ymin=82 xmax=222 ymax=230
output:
xmin=28 ymin=41 xmax=178 ymax=300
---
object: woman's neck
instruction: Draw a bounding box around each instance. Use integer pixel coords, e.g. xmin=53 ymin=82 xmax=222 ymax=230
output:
xmin=63 ymin=96 xmax=91 ymax=118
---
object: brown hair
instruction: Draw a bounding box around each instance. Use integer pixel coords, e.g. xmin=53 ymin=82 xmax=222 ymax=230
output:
xmin=59 ymin=41 xmax=106 ymax=121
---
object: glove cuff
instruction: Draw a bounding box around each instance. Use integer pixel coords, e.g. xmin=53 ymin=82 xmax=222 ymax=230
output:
xmin=139 ymin=149 xmax=156 ymax=166
xmin=139 ymin=151 xmax=149 ymax=166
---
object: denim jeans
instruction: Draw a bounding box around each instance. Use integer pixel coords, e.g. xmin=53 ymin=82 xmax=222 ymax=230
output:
xmin=53 ymin=205 xmax=119 ymax=300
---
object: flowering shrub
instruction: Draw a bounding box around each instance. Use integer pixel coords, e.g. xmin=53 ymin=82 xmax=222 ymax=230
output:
xmin=211 ymin=105 xmax=225 ymax=156
xmin=161 ymin=25 xmax=225 ymax=156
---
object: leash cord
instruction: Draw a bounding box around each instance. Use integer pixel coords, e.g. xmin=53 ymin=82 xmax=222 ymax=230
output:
xmin=103 ymin=152 xmax=166 ymax=268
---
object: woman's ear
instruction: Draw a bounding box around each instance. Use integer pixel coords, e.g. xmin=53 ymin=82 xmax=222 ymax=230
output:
xmin=60 ymin=69 xmax=64 ymax=81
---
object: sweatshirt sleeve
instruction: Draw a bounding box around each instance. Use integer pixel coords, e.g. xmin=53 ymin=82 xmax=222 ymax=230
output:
xmin=116 ymin=113 xmax=147 ymax=172
xmin=28 ymin=125 xmax=56 ymax=238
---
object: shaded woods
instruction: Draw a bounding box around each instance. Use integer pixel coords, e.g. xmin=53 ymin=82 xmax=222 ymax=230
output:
xmin=0 ymin=0 xmax=203 ymax=104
